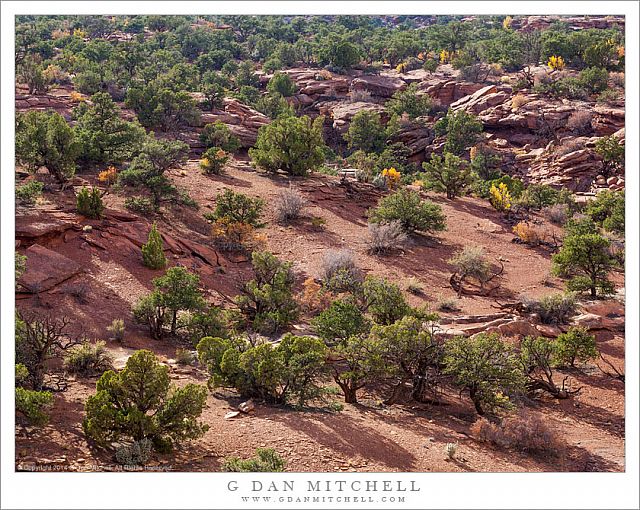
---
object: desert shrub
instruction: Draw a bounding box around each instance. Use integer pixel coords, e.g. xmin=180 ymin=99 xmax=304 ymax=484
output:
xmin=312 ymin=299 xmax=371 ymax=346
xmin=566 ymin=111 xmax=593 ymax=134
xmin=330 ymin=333 xmax=386 ymax=403
xmin=83 ymin=350 xmax=209 ymax=452
xmin=200 ymin=147 xmax=229 ymax=175
xmin=522 ymin=292 xmax=577 ymax=325
xmin=594 ymin=135 xmax=624 ymax=176
xmin=367 ymin=221 xmax=408 ymax=254
xmin=197 ymin=334 xmax=327 ymax=406
xmin=299 ymin=277 xmax=332 ymax=314
xmin=208 ymin=189 xmax=265 ymax=227
xmin=16 ymin=180 xmax=44 ymax=205
xmin=76 ymin=186 xmax=104 ymax=219
xmin=421 ymin=152 xmax=475 ymax=199
xmin=381 ymin=167 xmax=402 ymax=190
xmin=437 ymin=296 xmax=461 ymax=312
xmin=15 ymin=312 xmax=78 ymax=391
xmin=489 ymin=182 xmax=512 ymax=213
xmin=199 ymin=121 xmax=241 ymax=152
xmin=544 ymin=204 xmax=571 ymax=225
xmin=273 ymin=187 xmax=306 ymax=224
xmin=443 ymin=333 xmax=525 ymax=415
xmin=584 ymin=190 xmax=624 ymax=235
xmin=579 ymin=67 xmax=609 ymax=94
xmin=510 ymin=93 xmax=528 ymax=109
xmin=372 ymin=315 xmax=442 ymax=402
xmin=118 ymin=138 xmax=188 ymax=209
xmin=472 ymin=411 xmax=561 ymax=454
xmin=348 ymin=88 xmax=372 ymax=103
xmin=15 ymin=386 xmax=53 ymax=426
xmin=362 ymin=276 xmax=411 ymax=325
xmin=512 ymin=222 xmax=546 ymax=245
xmin=385 ymin=83 xmax=433 ymax=119
xmin=475 ymin=174 xmax=524 ymax=200
xmin=142 ymin=223 xmax=167 ymax=270
xmin=552 ymin=229 xmax=615 ymax=297
xmin=175 ymin=348 xmax=197 ymax=366
xmin=319 ymin=249 xmax=363 ymax=294
xmin=423 ymin=59 xmax=438 ymax=73
xmin=180 ymin=306 xmax=229 ymax=345
xmin=124 ymin=197 xmax=155 ymax=215
xmin=369 ymin=188 xmax=446 ymax=235
xmin=434 ymin=109 xmax=483 ymax=156
xmin=448 ymin=246 xmax=491 ymax=284
xmin=115 ymin=438 xmax=153 ymax=466
xmin=554 ymin=327 xmax=597 ymax=367
xmin=15 ymin=110 xmax=79 ymax=182
xmin=236 ymin=251 xmax=299 ymax=335
xmin=250 ymin=115 xmax=326 ymax=176
xmin=405 ymin=277 xmax=424 ymax=295
xmin=518 ymin=184 xmax=560 ymax=210
xmin=210 ymin=218 xmax=265 ymax=252
xmin=133 ymin=267 xmax=205 ymax=339
xmin=344 ymin=110 xmax=387 ymax=154
xmin=64 ymin=341 xmax=114 ymax=376
xmin=98 ymin=166 xmax=118 ymax=185
xmin=107 ymin=319 xmax=125 ymax=341
xmin=597 ymin=88 xmax=621 ymax=104
xmin=267 ymin=72 xmax=296 ymax=97
xmin=223 ymin=448 xmax=285 ymax=472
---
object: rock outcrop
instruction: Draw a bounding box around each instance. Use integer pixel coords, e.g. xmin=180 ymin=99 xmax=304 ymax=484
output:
xmin=19 ymin=244 xmax=83 ymax=293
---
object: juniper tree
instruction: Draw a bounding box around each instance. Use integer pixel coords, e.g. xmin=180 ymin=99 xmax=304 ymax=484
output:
xmin=83 ymin=350 xmax=209 ymax=452
xmin=142 ymin=223 xmax=167 ymax=270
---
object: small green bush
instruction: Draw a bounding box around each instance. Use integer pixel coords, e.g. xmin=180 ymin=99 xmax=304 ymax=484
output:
xmin=267 ymin=72 xmax=296 ymax=97
xmin=523 ymin=293 xmax=577 ymax=324
xmin=16 ymin=180 xmax=44 ymax=205
xmin=312 ymin=299 xmax=371 ymax=345
xmin=207 ymin=189 xmax=265 ymax=227
xmin=223 ymin=448 xmax=285 ymax=472
xmin=115 ymin=438 xmax=153 ymax=466
xmin=142 ymin=223 xmax=167 ymax=270
xmin=443 ymin=333 xmax=525 ymax=415
xmin=554 ymin=327 xmax=597 ymax=367
xmin=369 ymin=188 xmax=446 ymax=235
xmin=124 ymin=197 xmax=155 ymax=215
xmin=363 ymin=276 xmax=411 ymax=325
xmin=579 ymin=67 xmax=609 ymax=95
xmin=64 ymin=341 xmax=114 ymax=376
xmin=83 ymin=350 xmax=209 ymax=451
xmin=199 ymin=121 xmax=241 ymax=152
xmin=200 ymin=147 xmax=230 ymax=175
xmin=236 ymin=251 xmax=298 ymax=335
xmin=15 ymin=387 xmax=53 ymax=426
xmin=197 ymin=334 xmax=327 ymax=406
xmin=107 ymin=318 xmax=125 ymax=341
xmin=76 ymin=186 xmax=104 ymax=219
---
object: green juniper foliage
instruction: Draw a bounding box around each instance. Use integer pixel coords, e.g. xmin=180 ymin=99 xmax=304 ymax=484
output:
xmin=141 ymin=223 xmax=167 ymax=270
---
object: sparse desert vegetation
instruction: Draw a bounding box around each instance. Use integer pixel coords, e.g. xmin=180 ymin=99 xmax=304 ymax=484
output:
xmin=14 ymin=13 xmax=626 ymax=476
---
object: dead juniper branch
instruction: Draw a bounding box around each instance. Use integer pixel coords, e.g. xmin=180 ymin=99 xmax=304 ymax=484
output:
xmin=596 ymin=353 xmax=625 ymax=382
xmin=16 ymin=312 xmax=83 ymax=391
xmin=449 ymin=251 xmax=504 ymax=297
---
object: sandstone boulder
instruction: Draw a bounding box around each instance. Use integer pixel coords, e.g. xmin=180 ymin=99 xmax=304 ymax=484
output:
xmin=19 ymin=244 xmax=83 ymax=293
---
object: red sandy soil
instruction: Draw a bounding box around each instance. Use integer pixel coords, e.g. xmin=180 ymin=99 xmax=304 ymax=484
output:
xmin=15 ymin=159 xmax=625 ymax=473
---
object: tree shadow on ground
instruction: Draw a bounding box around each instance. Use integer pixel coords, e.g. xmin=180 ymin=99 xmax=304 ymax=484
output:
xmin=267 ymin=409 xmax=417 ymax=470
